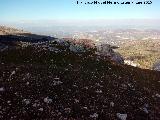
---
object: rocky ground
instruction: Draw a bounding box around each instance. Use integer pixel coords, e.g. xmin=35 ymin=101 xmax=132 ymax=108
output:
xmin=0 ymin=26 xmax=160 ymax=119
xmin=0 ymin=43 xmax=160 ymax=120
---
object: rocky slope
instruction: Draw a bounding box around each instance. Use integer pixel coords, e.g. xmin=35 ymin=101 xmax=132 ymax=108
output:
xmin=0 ymin=27 xmax=160 ymax=120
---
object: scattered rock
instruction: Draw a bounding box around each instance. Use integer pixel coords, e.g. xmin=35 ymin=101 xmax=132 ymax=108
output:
xmin=38 ymin=108 xmax=44 ymax=111
xmin=10 ymin=70 xmax=16 ymax=77
xmin=0 ymin=87 xmax=5 ymax=92
xmin=141 ymin=107 xmax=149 ymax=114
xmin=155 ymin=94 xmax=160 ymax=98
xmin=110 ymin=102 xmax=114 ymax=107
xmin=90 ymin=113 xmax=99 ymax=118
xmin=74 ymin=99 xmax=79 ymax=103
xmin=26 ymin=82 xmax=29 ymax=85
xmin=52 ymin=80 xmax=63 ymax=86
xmin=83 ymin=107 xmax=88 ymax=110
xmin=95 ymin=90 xmax=102 ymax=93
xmin=54 ymin=77 xmax=60 ymax=80
xmin=44 ymin=97 xmax=52 ymax=104
xmin=23 ymin=99 xmax=31 ymax=105
xmin=64 ymin=108 xmax=71 ymax=114
xmin=116 ymin=113 xmax=127 ymax=120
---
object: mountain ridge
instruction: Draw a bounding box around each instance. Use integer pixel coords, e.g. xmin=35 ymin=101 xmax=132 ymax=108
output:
xmin=0 ymin=26 xmax=160 ymax=119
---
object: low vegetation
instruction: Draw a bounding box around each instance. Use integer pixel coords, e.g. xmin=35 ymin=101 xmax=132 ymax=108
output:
xmin=0 ymin=43 xmax=160 ymax=119
xmin=116 ymin=39 xmax=160 ymax=69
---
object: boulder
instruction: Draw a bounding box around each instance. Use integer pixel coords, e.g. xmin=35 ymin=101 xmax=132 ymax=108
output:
xmin=69 ymin=43 xmax=85 ymax=53
xmin=96 ymin=43 xmax=124 ymax=64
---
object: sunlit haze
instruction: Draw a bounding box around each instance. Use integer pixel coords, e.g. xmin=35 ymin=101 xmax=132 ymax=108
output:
xmin=0 ymin=0 xmax=160 ymax=28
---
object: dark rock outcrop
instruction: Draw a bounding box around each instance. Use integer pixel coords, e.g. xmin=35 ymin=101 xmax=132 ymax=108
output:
xmin=96 ymin=43 xmax=124 ymax=64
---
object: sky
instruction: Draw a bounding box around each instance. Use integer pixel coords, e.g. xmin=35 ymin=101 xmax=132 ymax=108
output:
xmin=0 ymin=0 xmax=160 ymax=26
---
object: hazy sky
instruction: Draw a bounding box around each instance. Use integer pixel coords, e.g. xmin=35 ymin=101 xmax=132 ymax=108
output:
xmin=0 ymin=0 xmax=160 ymax=22
xmin=0 ymin=0 xmax=160 ymax=27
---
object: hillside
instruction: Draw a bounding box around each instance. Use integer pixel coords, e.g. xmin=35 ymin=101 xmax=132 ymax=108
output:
xmin=0 ymin=27 xmax=160 ymax=120
xmin=0 ymin=26 xmax=29 ymax=35
xmin=0 ymin=26 xmax=55 ymax=42
xmin=116 ymin=39 xmax=160 ymax=69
